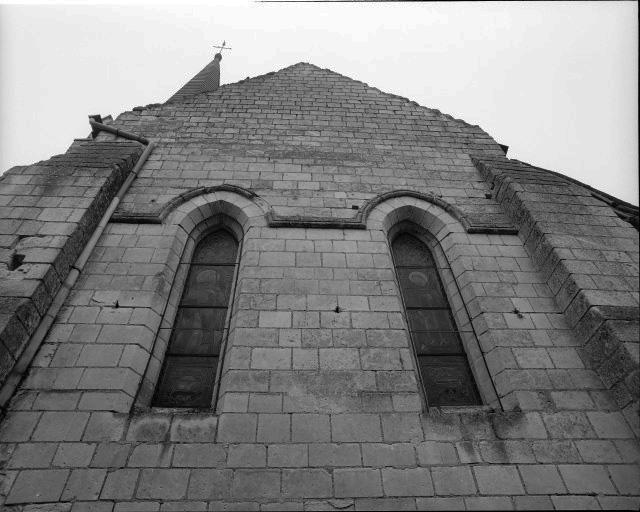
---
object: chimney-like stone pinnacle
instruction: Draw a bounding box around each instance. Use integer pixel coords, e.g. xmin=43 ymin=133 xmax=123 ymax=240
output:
xmin=167 ymin=53 xmax=223 ymax=103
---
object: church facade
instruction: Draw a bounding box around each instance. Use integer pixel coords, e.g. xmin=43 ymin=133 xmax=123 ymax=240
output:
xmin=0 ymin=54 xmax=638 ymax=510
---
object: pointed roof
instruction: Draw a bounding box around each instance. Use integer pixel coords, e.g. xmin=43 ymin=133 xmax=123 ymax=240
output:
xmin=167 ymin=53 xmax=222 ymax=103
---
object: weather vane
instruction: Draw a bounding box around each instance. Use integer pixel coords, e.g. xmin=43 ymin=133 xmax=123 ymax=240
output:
xmin=213 ymin=40 xmax=232 ymax=54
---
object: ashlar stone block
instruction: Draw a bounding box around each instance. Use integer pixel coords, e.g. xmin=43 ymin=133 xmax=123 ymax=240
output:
xmin=8 ymin=442 xmax=57 ymax=468
xmin=587 ymin=411 xmax=634 ymax=439
xmin=257 ymin=414 xmax=290 ymax=443
xmin=381 ymin=467 xmax=434 ymax=497
xmin=308 ymin=443 xmax=361 ymax=467
xmin=232 ymin=469 xmax=281 ymax=499
xmin=100 ymin=468 xmax=139 ymax=500
xmin=282 ymin=469 xmax=332 ymax=498
xmin=331 ymin=414 xmax=382 ymax=442
xmin=137 ymin=468 xmax=190 ymax=499
xmin=474 ymin=465 xmax=524 ymax=495
xmin=217 ymin=413 xmax=257 ymax=443
xmin=431 ymin=466 xmax=476 ymax=495
xmin=558 ymin=464 xmax=616 ymax=494
xmin=334 ymin=468 xmax=383 ymax=498
xmin=128 ymin=443 xmax=173 ymax=467
xmin=32 ymin=411 xmax=90 ymax=441
xmin=53 ymin=443 xmax=96 ymax=467
xmin=416 ymin=441 xmax=458 ymax=466
xmin=61 ymin=468 xmax=106 ymax=501
xmin=169 ymin=414 xmax=217 ymax=442
xmin=267 ymin=444 xmax=307 ymax=467
xmin=5 ymin=469 xmax=69 ymax=504
xmin=90 ymin=442 xmax=131 ymax=468
xmin=251 ymin=348 xmax=291 ymax=370
xmin=518 ymin=464 xmax=567 ymax=495
xmin=381 ymin=413 xmax=423 ymax=442
xmin=608 ymin=464 xmax=640 ymax=495
xmin=187 ymin=469 xmax=233 ymax=500
xmin=362 ymin=443 xmax=415 ymax=467
xmin=172 ymin=443 xmax=225 ymax=468
xmin=227 ymin=444 xmax=266 ymax=468
xmin=291 ymin=413 xmax=330 ymax=442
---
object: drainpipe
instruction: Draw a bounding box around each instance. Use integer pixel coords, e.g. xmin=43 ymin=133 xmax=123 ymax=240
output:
xmin=89 ymin=117 xmax=150 ymax=145
xmin=0 ymin=136 xmax=155 ymax=409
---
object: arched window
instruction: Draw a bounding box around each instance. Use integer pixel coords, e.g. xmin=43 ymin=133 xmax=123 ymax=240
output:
xmin=391 ymin=233 xmax=481 ymax=407
xmin=153 ymin=229 xmax=239 ymax=408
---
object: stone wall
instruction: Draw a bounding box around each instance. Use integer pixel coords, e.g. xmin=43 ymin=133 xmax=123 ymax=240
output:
xmin=0 ymin=140 xmax=144 ymax=399
xmin=0 ymin=63 xmax=637 ymax=510
xmin=473 ymin=156 xmax=639 ymax=430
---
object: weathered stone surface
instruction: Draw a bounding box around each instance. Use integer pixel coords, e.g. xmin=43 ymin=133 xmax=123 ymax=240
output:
xmin=137 ymin=469 xmax=190 ymax=499
xmin=281 ymin=468 xmax=332 ymax=498
xmin=231 ymin=469 xmax=281 ymax=499
xmin=0 ymin=56 xmax=638 ymax=511
xmin=0 ymin=140 xmax=144 ymax=389
xmin=381 ymin=467 xmax=433 ymax=497
xmin=334 ymin=468 xmax=383 ymax=498
xmin=100 ymin=469 xmax=139 ymax=500
xmin=6 ymin=469 xmax=69 ymax=504
xmin=187 ymin=469 xmax=232 ymax=500
xmin=431 ymin=467 xmax=476 ymax=495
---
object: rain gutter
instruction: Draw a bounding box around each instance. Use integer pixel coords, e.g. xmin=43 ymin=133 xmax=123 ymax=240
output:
xmin=0 ymin=131 xmax=155 ymax=409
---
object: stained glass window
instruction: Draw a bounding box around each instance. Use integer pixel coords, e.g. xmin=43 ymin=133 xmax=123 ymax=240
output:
xmin=153 ymin=230 xmax=238 ymax=408
xmin=392 ymin=233 xmax=481 ymax=407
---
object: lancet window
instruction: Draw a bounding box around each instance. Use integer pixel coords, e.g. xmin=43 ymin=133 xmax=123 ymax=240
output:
xmin=153 ymin=229 xmax=238 ymax=408
xmin=391 ymin=233 xmax=481 ymax=407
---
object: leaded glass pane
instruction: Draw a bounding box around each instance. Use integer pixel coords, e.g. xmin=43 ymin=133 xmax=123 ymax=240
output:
xmin=154 ymin=356 xmax=218 ymax=408
xmin=193 ymin=231 xmax=238 ymax=264
xmin=397 ymin=268 xmax=447 ymax=308
xmin=168 ymin=308 xmax=227 ymax=355
xmin=181 ymin=265 xmax=235 ymax=307
xmin=412 ymin=331 xmax=463 ymax=355
xmin=407 ymin=309 xmax=456 ymax=332
xmin=392 ymin=234 xmax=435 ymax=267
xmin=419 ymin=356 xmax=481 ymax=406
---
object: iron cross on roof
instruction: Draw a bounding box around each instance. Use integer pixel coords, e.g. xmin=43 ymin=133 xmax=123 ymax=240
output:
xmin=213 ymin=41 xmax=232 ymax=54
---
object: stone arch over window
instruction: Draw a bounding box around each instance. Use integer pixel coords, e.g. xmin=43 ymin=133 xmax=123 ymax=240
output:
xmin=134 ymin=191 xmax=267 ymax=410
xmin=367 ymin=196 xmax=500 ymax=410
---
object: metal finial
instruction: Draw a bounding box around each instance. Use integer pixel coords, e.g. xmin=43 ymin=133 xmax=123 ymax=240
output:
xmin=213 ymin=40 xmax=232 ymax=54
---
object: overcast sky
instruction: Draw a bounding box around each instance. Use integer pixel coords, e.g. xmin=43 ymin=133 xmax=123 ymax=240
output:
xmin=1 ymin=1 xmax=637 ymax=205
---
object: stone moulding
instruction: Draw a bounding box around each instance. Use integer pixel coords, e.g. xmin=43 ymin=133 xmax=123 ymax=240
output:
xmin=115 ymin=187 xmax=519 ymax=235
xmin=268 ymin=189 xmax=518 ymax=234
xmin=112 ymin=184 xmax=264 ymax=224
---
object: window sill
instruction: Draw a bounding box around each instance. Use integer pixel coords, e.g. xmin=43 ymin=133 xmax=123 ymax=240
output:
xmin=424 ymin=404 xmax=497 ymax=416
xmin=146 ymin=406 xmax=216 ymax=415
xmin=126 ymin=407 xmax=219 ymax=442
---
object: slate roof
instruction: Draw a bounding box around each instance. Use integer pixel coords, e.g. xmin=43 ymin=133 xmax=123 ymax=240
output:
xmin=167 ymin=54 xmax=222 ymax=104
